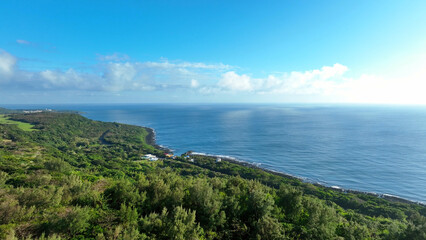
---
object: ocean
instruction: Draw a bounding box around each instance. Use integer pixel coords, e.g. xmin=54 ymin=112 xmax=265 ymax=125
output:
xmin=4 ymin=103 xmax=426 ymax=203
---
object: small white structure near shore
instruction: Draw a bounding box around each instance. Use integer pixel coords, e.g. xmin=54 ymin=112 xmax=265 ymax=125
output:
xmin=216 ymin=157 xmax=221 ymax=163
xmin=141 ymin=154 xmax=158 ymax=161
xmin=23 ymin=109 xmax=53 ymax=114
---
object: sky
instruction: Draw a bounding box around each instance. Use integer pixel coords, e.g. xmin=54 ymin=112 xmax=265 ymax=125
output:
xmin=1 ymin=0 xmax=426 ymax=104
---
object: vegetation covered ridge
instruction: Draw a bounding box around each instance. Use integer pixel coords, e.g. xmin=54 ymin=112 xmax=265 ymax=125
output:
xmin=0 ymin=111 xmax=425 ymax=240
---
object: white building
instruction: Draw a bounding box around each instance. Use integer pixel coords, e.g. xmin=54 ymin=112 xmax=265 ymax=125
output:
xmin=142 ymin=154 xmax=158 ymax=161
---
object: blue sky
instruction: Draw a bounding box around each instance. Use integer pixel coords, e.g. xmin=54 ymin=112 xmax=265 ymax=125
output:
xmin=1 ymin=0 xmax=426 ymax=104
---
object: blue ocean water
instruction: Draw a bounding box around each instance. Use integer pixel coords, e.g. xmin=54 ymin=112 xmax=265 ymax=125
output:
xmin=4 ymin=103 xmax=426 ymax=203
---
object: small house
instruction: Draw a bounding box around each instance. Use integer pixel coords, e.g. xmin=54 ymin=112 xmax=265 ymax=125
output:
xmin=142 ymin=154 xmax=158 ymax=161
xmin=216 ymin=158 xmax=221 ymax=163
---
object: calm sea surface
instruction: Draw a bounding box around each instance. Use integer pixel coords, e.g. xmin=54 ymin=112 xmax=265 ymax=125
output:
xmin=5 ymin=104 xmax=426 ymax=203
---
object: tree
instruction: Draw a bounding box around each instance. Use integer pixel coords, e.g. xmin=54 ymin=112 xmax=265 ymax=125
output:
xmin=185 ymin=178 xmax=225 ymax=231
xmin=277 ymin=184 xmax=303 ymax=221
xmin=255 ymin=215 xmax=285 ymax=240
xmin=245 ymin=181 xmax=274 ymax=221
xmin=104 ymin=180 xmax=143 ymax=209
xmin=119 ymin=203 xmax=139 ymax=227
xmin=167 ymin=206 xmax=204 ymax=240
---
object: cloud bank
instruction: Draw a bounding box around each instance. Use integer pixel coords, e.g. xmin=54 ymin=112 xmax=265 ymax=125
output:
xmin=217 ymin=63 xmax=350 ymax=95
xmin=0 ymin=49 xmax=230 ymax=92
xmin=2 ymin=48 xmax=426 ymax=104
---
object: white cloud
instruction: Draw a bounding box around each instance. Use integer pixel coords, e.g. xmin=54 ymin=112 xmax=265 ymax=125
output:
xmin=178 ymin=62 xmax=231 ymax=70
xmin=144 ymin=60 xmax=231 ymax=70
xmin=39 ymin=69 xmax=97 ymax=90
xmin=212 ymin=63 xmax=425 ymax=104
xmin=103 ymin=62 xmax=138 ymax=91
xmin=97 ymin=53 xmax=130 ymax=62
xmin=0 ymin=50 xmax=230 ymax=92
xmin=216 ymin=63 xmax=349 ymax=94
xmin=16 ymin=39 xmax=31 ymax=45
xmin=218 ymin=71 xmax=254 ymax=91
xmin=190 ymin=79 xmax=199 ymax=88
xmin=0 ymin=50 xmax=17 ymax=80
xmin=105 ymin=62 xmax=137 ymax=82
xmin=266 ymin=63 xmax=349 ymax=94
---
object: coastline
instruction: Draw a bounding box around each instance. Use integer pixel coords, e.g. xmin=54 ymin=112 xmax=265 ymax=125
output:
xmin=189 ymin=153 xmax=424 ymax=206
xmin=143 ymin=126 xmax=172 ymax=152
xmin=197 ymin=153 xmax=425 ymax=205
xmin=104 ymin=114 xmax=423 ymax=206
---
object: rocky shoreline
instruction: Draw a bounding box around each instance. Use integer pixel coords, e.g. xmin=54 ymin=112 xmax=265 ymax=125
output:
xmin=143 ymin=126 xmax=171 ymax=152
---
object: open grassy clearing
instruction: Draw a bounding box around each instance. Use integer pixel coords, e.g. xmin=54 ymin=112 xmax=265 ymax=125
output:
xmin=0 ymin=114 xmax=37 ymax=131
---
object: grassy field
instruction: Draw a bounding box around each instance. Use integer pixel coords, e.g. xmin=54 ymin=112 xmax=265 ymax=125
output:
xmin=0 ymin=114 xmax=37 ymax=131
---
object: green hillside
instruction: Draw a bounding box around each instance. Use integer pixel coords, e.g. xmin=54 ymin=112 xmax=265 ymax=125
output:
xmin=0 ymin=112 xmax=425 ymax=239
xmin=0 ymin=115 xmax=37 ymax=132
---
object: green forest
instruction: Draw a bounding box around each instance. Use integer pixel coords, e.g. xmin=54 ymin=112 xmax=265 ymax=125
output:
xmin=0 ymin=111 xmax=425 ymax=239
